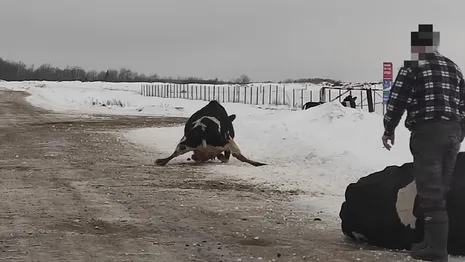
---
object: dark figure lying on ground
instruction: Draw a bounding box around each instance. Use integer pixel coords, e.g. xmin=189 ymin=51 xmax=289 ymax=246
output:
xmin=302 ymin=95 xmax=357 ymax=110
xmin=155 ymin=100 xmax=267 ymax=167
xmin=339 ymin=151 xmax=465 ymax=258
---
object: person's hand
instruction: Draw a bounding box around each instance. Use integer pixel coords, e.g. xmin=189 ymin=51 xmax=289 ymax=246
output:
xmin=382 ymin=132 xmax=395 ymax=151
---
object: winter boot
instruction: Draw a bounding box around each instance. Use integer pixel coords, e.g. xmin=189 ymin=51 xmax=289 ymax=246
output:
xmin=411 ymin=211 xmax=449 ymax=261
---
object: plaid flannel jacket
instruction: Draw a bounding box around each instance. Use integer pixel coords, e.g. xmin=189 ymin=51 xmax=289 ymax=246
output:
xmin=383 ymin=51 xmax=465 ymax=136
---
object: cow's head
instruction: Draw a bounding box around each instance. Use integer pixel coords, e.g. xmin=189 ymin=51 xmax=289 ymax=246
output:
xmin=342 ymin=95 xmax=357 ymax=108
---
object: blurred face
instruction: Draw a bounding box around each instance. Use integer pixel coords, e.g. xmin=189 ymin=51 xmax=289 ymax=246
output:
xmin=410 ymin=31 xmax=440 ymax=60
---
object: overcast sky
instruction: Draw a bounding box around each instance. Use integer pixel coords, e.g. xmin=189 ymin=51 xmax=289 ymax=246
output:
xmin=1 ymin=0 xmax=464 ymax=82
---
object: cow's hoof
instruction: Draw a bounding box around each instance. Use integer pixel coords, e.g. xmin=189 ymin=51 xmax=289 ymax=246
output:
xmin=252 ymin=162 xmax=267 ymax=167
xmin=155 ymin=159 xmax=168 ymax=166
xmin=217 ymin=154 xmax=229 ymax=163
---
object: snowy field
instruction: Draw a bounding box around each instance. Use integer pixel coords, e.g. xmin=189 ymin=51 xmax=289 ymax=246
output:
xmin=1 ymin=80 xmax=422 ymax=217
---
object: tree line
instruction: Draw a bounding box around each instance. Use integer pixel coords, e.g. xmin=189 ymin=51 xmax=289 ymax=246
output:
xmin=0 ymin=57 xmax=255 ymax=85
xmin=0 ymin=57 xmax=342 ymax=85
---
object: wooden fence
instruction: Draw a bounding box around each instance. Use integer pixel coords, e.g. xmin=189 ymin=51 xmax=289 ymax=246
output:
xmin=140 ymin=84 xmax=386 ymax=113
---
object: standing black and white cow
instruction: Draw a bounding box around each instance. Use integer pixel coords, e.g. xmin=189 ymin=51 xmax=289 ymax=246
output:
xmin=155 ymin=100 xmax=266 ymax=167
xmin=302 ymin=95 xmax=357 ymax=110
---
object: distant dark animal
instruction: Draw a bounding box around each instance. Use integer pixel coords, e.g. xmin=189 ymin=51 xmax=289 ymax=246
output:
xmin=301 ymin=101 xmax=325 ymax=110
xmin=155 ymin=100 xmax=266 ymax=167
xmin=340 ymin=95 xmax=357 ymax=108
xmin=302 ymin=95 xmax=357 ymax=110
xmin=339 ymin=152 xmax=465 ymax=256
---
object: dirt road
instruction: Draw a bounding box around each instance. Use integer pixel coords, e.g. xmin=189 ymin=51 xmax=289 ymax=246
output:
xmin=0 ymin=89 xmax=413 ymax=262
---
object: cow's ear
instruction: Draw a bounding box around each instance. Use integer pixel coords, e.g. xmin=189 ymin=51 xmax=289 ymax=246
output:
xmin=353 ymin=97 xmax=357 ymax=100
xmin=229 ymin=114 xmax=236 ymax=122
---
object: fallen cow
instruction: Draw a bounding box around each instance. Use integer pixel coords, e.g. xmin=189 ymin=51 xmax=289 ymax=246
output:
xmin=155 ymin=100 xmax=266 ymax=167
xmin=302 ymin=95 xmax=357 ymax=110
xmin=339 ymin=152 xmax=465 ymax=256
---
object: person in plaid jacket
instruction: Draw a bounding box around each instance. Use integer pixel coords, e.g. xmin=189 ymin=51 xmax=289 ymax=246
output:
xmin=382 ymin=24 xmax=465 ymax=261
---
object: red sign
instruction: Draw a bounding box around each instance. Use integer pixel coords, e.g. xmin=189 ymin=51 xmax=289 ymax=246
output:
xmin=383 ymin=62 xmax=392 ymax=79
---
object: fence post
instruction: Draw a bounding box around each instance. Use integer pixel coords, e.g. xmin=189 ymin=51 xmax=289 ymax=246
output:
xmin=200 ymin=85 xmax=203 ymax=101
xmin=256 ymin=86 xmax=259 ymax=105
xmin=367 ymin=88 xmax=374 ymax=112
xmin=269 ymin=85 xmax=272 ymax=105
xmin=249 ymin=85 xmax=253 ymax=104
xmin=275 ymin=85 xmax=278 ymax=105
xmin=283 ymin=85 xmax=286 ymax=106
xmin=300 ymin=89 xmax=303 ymax=107
xmin=373 ymin=90 xmax=377 ymax=112
xmin=360 ymin=90 xmax=364 ymax=109
xmin=238 ymin=86 xmax=241 ymax=103
xmin=292 ymin=89 xmax=295 ymax=107
xmin=212 ymin=85 xmax=215 ymax=100
xmin=262 ymin=86 xmax=265 ymax=104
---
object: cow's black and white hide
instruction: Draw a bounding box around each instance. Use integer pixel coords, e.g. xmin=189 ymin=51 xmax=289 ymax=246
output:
xmin=155 ymin=100 xmax=266 ymax=167
xmin=339 ymin=152 xmax=465 ymax=256
xmin=302 ymin=95 xmax=357 ymax=110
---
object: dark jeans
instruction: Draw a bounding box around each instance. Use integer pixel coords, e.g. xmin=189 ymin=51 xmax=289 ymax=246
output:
xmin=410 ymin=120 xmax=462 ymax=213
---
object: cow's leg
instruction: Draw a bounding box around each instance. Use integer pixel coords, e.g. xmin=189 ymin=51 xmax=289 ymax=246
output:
xmin=155 ymin=142 xmax=193 ymax=166
xmin=216 ymin=150 xmax=230 ymax=163
xmin=227 ymin=139 xmax=266 ymax=167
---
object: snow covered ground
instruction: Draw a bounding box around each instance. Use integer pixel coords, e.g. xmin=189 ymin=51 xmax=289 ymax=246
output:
xmin=1 ymin=80 xmax=417 ymax=215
